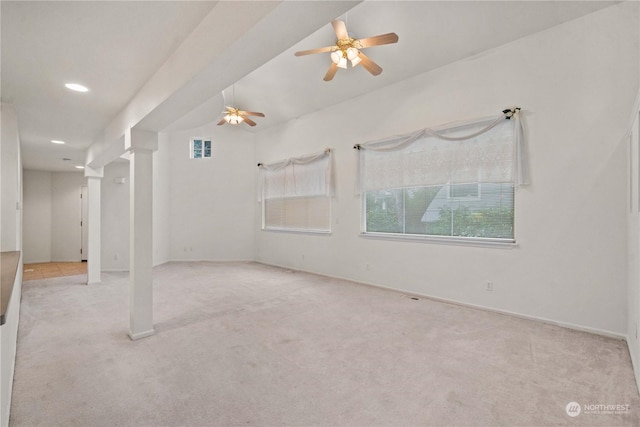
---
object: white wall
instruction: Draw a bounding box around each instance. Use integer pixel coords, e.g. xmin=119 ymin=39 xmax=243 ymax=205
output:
xmin=22 ymin=170 xmax=52 ymax=263
xmin=167 ymin=124 xmax=256 ymax=261
xmin=153 ymin=134 xmax=171 ymax=266
xmin=255 ymin=2 xmax=640 ymax=336
xmin=50 ymin=172 xmax=86 ymax=262
xmin=628 ymin=93 xmax=640 ymax=392
xmin=1 ymin=103 xmax=22 ymax=252
xmin=1 ymin=103 xmax=22 ymax=427
xmin=22 ymin=171 xmax=86 ymax=263
xmin=101 ymin=162 xmax=129 ymax=271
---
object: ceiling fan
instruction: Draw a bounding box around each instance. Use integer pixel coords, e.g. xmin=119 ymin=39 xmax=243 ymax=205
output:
xmin=217 ymin=106 xmax=265 ymax=127
xmin=295 ymin=20 xmax=399 ymax=81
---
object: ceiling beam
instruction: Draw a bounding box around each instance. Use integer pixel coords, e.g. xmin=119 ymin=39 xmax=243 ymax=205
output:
xmin=87 ymin=0 xmax=360 ymax=169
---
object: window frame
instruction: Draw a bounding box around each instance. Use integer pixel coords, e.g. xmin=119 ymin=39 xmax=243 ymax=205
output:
xmin=358 ymin=117 xmax=519 ymax=247
xmin=259 ymin=149 xmax=333 ymax=235
xmin=190 ymin=138 xmax=212 ymax=159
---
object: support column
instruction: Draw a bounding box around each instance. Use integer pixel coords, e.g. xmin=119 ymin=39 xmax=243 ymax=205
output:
xmin=85 ymin=167 xmax=103 ymax=285
xmin=126 ymin=128 xmax=157 ymax=340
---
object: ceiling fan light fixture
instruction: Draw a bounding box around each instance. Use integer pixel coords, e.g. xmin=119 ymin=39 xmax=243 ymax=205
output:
xmin=330 ymin=50 xmax=343 ymax=64
xmin=225 ymin=114 xmax=244 ymax=125
xmin=346 ymin=47 xmax=359 ymax=60
xmin=294 ymin=19 xmax=399 ymax=81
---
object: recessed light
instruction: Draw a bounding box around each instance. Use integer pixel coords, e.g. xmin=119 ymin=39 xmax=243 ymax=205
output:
xmin=75 ymin=165 xmax=85 ymax=169
xmin=65 ymin=83 xmax=89 ymax=92
xmin=51 ymin=140 xmax=65 ymax=144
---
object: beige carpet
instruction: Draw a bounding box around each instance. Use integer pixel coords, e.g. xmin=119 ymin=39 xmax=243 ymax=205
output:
xmin=10 ymin=261 xmax=640 ymax=426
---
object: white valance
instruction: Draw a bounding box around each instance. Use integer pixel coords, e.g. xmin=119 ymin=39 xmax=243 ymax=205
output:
xmin=355 ymin=108 xmax=528 ymax=193
xmin=259 ymin=149 xmax=333 ymax=201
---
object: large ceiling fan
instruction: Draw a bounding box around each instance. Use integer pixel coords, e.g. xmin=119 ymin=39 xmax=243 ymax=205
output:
xmin=295 ymin=20 xmax=399 ymax=81
xmin=217 ymin=106 xmax=265 ymax=127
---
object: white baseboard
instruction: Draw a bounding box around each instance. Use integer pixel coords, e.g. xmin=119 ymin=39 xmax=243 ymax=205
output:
xmin=165 ymin=258 xmax=254 ymax=263
xmin=255 ymin=260 xmax=626 ymax=341
xmin=128 ymin=329 xmax=154 ymax=341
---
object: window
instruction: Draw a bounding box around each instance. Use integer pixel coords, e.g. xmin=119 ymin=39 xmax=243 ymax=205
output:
xmin=190 ymin=138 xmax=212 ymax=159
xmin=260 ymin=150 xmax=332 ymax=233
xmin=358 ymin=111 xmax=526 ymax=243
xmin=365 ymin=183 xmax=514 ymax=239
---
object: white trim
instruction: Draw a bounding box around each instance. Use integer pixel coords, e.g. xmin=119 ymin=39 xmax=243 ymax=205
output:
xmin=626 ymin=89 xmax=640 ymax=140
xmin=360 ymin=232 xmax=517 ymax=248
xmin=262 ymin=228 xmax=332 ymax=235
xmin=128 ymin=329 xmax=155 ymax=341
xmin=86 ymin=281 xmax=101 ymax=285
xmin=255 ymin=261 xmax=625 ymax=340
xmin=626 ymin=87 xmax=640 ymax=395
xmin=627 ymin=333 xmax=640 ymax=396
xmin=166 ymin=258 xmax=255 ymax=263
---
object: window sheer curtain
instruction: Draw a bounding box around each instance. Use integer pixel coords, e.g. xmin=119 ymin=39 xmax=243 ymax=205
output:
xmin=355 ymin=109 xmax=528 ymax=193
xmin=259 ymin=149 xmax=333 ymax=232
xmin=259 ymin=149 xmax=333 ymax=202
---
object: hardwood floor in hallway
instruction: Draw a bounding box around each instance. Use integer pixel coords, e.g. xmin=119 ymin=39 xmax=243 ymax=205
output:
xmin=23 ymin=262 xmax=87 ymax=281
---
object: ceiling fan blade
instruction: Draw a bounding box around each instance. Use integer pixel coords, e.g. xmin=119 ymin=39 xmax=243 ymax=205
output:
xmin=239 ymin=111 xmax=265 ymax=117
xmin=358 ymin=52 xmax=382 ymax=76
xmin=323 ymin=63 xmax=339 ymax=81
xmin=332 ymin=20 xmax=348 ymax=40
xmin=295 ymin=46 xmax=334 ymax=56
xmin=357 ymin=32 xmax=399 ymax=48
xmin=217 ymin=118 xmax=227 ymax=126
xmin=243 ymin=117 xmax=257 ymax=127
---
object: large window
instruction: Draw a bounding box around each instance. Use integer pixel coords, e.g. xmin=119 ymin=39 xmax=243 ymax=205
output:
xmin=365 ymin=183 xmax=514 ymax=239
xmin=358 ymin=111 xmax=526 ymax=243
xmin=260 ymin=150 xmax=332 ymax=233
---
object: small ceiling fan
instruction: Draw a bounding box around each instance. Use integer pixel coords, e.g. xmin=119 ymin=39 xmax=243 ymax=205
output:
xmin=217 ymin=106 xmax=265 ymax=127
xmin=295 ymin=20 xmax=398 ymax=81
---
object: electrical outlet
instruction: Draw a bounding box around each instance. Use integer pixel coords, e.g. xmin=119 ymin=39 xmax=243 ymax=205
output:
xmin=486 ymin=281 xmax=493 ymax=292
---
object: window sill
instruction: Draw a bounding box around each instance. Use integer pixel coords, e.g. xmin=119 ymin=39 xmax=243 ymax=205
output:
xmin=359 ymin=232 xmax=517 ymax=248
xmin=263 ymin=228 xmax=331 ymax=236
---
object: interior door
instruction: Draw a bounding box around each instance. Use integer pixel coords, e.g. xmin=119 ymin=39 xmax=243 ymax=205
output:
xmin=81 ymin=185 xmax=88 ymax=261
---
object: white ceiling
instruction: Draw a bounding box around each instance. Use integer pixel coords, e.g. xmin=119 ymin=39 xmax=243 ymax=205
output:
xmin=2 ymin=1 xmax=616 ymax=172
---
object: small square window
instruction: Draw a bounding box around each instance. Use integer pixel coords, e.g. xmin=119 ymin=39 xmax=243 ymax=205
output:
xmin=190 ymin=138 xmax=212 ymax=159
